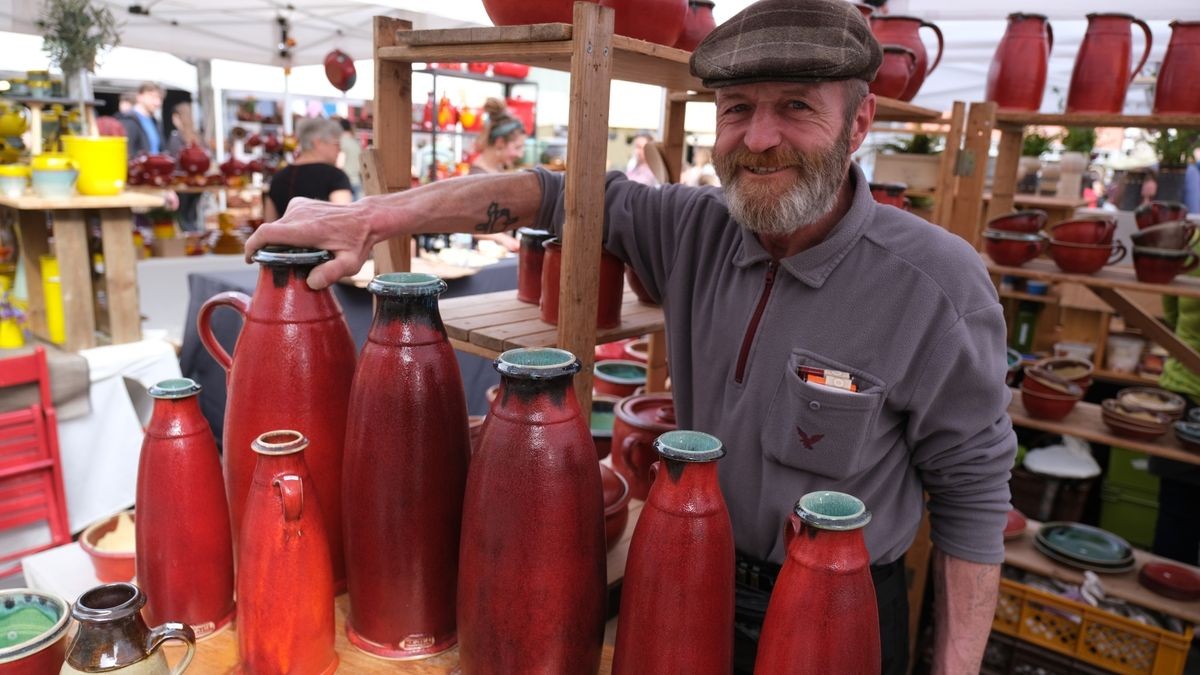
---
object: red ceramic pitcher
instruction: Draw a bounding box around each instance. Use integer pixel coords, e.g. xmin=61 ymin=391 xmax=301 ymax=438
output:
xmin=612 ymin=394 xmax=677 ymax=500
xmin=343 ymin=273 xmax=470 ymax=659
xmin=540 ymin=237 xmax=625 ymax=329
xmin=601 ymin=0 xmax=687 ymax=46
xmin=850 ymin=2 xmax=874 ymax=20
xmin=1066 ymin=13 xmax=1152 ymax=114
xmin=517 ymin=228 xmax=553 ymax=304
xmin=755 ymin=491 xmax=878 ymax=674
xmin=870 ymin=16 xmax=943 ymax=101
xmin=458 ymin=348 xmax=606 ymax=674
xmin=1154 ymin=21 xmax=1200 ymax=114
xmin=613 ymin=430 xmax=734 ymax=675
xmin=197 ymin=246 xmax=355 ymax=588
xmin=674 ymin=0 xmax=716 ymax=51
xmin=135 ymin=378 xmax=234 ymax=639
xmin=481 ymin=0 xmax=589 ymax=26
xmin=236 ymin=431 xmax=337 ymax=675
xmin=869 ymin=45 xmax=917 ymax=100
xmin=986 ymin=13 xmax=1054 ymax=111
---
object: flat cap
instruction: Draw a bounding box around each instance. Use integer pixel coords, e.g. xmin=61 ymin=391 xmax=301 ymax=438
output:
xmin=689 ymin=0 xmax=883 ymax=89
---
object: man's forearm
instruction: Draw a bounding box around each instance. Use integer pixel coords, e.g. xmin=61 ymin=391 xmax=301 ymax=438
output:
xmin=932 ymin=547 xmax=999 ymax=674
xmin=365 ymin=171 xmax=544 ymax=240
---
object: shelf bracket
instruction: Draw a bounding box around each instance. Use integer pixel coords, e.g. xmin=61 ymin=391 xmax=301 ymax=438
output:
xmin=1091 ymin=286 xmax=1200 ymax=375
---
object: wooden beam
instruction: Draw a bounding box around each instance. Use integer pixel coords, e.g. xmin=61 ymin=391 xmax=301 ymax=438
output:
xmin=377 ymin=43 xmax=574 ymax=69
xmin=1091 ymin=287 xmax=1200 ymax=375
xmin=51 ymin=211 xmax=96 ymax=351
xmin=13 ymin=209 xmax=49 ymax=336
xmin=947 ymin=102 xmax=996 ymax=250
xmin=995 ymin=111 xmax=1200 ymax=130
xmin=98 ymin=209 xmax=141 ymax=344
xmin=645 ymin=330 xmax=669 ymax=392
xmin=986 ymin=127 xmax=1024 ymax=226
xmin=661 ymin=91 xmax=687 ymax=184
xmin=393 ymin=23 xmax=573 ymax=46
xmin=932 ymin=101 xmax=966 ymax=229
xmin=372 ymin=16 xmax=413 ymax=275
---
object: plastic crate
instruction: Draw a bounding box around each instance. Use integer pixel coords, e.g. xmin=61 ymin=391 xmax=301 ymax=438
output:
xmin=1099 ymin=485 xmax=1158 ymax=549
xmin=994 ymin=578 xmax=1192 ymax=675
xmin=1106 ymin=447 xmax=1160 ymax=495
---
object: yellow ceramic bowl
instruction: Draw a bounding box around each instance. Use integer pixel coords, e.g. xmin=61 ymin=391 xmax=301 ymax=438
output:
xmin=31 ymin=153 xmax=74 ymax=171
xmin=62 ymin=136 xmax=127 ymax=196
xmin=0 ymin=164 xmax=31 ymax=178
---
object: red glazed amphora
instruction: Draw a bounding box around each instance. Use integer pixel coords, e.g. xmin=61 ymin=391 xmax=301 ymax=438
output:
xmin=540 ymin=237 xmax=625 ymax=329
xmin=0 ymin=589 xmax=71 ymax=675
xmin=601 ymin=0 xmax=686 ymax=46
xmin=1065 ymin=13 xmax=1152 ymax=113
xmin=517 ymin=228 xmax=553 ymax=304
xmin=458 ymin=348 xmax=606 ymax=674
xmin=135 ymin=378 xmax=235 ymax=639
xmin=343 ymin=273 xmax=470 ymax=659
xmin=197 ymin=246 xmax=355 ymax=588
xmin=870 ymin=16 xmax=944 ymax=101
xmin=613 ymin=430 xmax=734 ymax=675
xmin=236 ymin=431 xmax=337 ymax=675
xmin=1155 ymin=21 xmax=1200 ymax=114
xmin=870 ymin=45 xmax=917 ymax=100
xmin=986 ymin=13 xmax=1053 ymax=111
xmin=612 ymin=394 xmax=677 ymax=500
xmin=754 ymin=492 xmax=878 ymax=675
xmin=674 ymin=0 xmax=716 ymax=51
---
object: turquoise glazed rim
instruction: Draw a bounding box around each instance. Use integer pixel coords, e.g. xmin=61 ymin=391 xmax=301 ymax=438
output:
xmin=0 ymin=588 xmax=70 ymax=664
xmin=251 ymin=246 xmax=332 ymax=266
xmin=368 ymin=272 xmax=447 ymax=297
xmin=495 ymin=348 xmax=581 ymax=379
xmin=654 ymin=430 xmax=725 ymax=462
xmin=251 ymin=430 xmax=308 ymax=456
xmin=594 ymin=360 xmax=648 ymax=383
xmin=796 ymin=491 xmax=872 ymax=531
xmin=148 ymin=377 xmax=202 ymax=399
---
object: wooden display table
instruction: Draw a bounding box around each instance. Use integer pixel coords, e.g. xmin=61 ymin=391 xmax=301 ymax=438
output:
xmin=4 ymin=191 xmax=164 ymax=351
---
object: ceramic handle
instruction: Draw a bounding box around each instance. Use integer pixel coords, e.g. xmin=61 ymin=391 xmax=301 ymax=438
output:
xmin=1045 ymin=21 xmax=1054 ymax=55
xmin=275 ymin=475 xmax=304 ymax=522
xmin=1108 ymin=241 xmax=1127 ymax=266
xmin=1130 ymin=18 xmax=1153 ymax=83
xmin=145 ymin=622 xmax=196 ymax=675
xmin=197 ymin=291 xmax=250 ymax=373
xmin=1183 ymin=253 xmax=1200 ymax=275
xmin=921 ymin=20 xmax=944 ymax=76
xmin=620 ymin=435 xmax=640 ymax=474
xmin=647 ymin=461 xmax=660 ymax=488
xmin=1185 ymin=224 xmax=1197 ymax=247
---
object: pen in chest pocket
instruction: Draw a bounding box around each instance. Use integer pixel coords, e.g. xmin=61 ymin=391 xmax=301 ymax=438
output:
xmin=798 ymin=366 xmax=859 ymax=393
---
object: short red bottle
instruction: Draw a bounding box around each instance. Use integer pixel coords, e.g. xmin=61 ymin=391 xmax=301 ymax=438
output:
xmin=458 ymin=348 xmax=606 ymax=674
xmin=613 ymin=430 xmax=734 ymax=675
xmin=343 ymin=273 xmax=470 ymax=659
xmin=754 ymin=491 xmax=878 ymax=674
xmin=539 ymin=237 xmax=625 ymax=329
xmin=135 ymin=378 xmax=234 ymax=639
xmin=516 ymin=228 xmax=553 ymax=305
xmin=236 ymin=431 xmax=337 ymax=675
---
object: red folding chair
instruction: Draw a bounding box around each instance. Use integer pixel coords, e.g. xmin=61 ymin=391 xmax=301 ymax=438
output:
xmin=0 ymin=346 xmax=71 ymax=576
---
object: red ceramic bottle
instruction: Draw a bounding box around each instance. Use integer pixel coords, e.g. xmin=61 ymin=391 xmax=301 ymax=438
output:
xmin=754 ymin=491 xmax=878 ymax=675
xmin=601 ymin=0 xmax=687 ymax=46
xmin=236 ymin=431 xmax=337 ymax=675
xmin=539 ymin=237 xmax=625 ymax=329
xmin=343 ymin=273 xmax=470 ymax=659
xmin=612 ymin=394 xmax=677 ymax=500
xmin=674 ymin=0 xmax=716 ymax=51
xmin=516 ymin=228 xmax=553 ymax=305
xmin=135 ymin=378 xmax=234 ymax=639
xmin=986 ymin=13 xmax=1053 ymax=111
xmin=1065 ymin=13 xmax=1152 ymax=114
xmin=1154 ymin=21 xmax=1200 ymax=114
xmin=870 ymin=45 xmax=917 ymax=100
xmin=197 ymin=246 xmax=355 ymax=587
xmin=458 ymin=348 xmax=606 ymax=674
xmin=870 ymin=16 xmax=943 ymax=102
xmin=613 ymin=430 xmax=734 ymax=675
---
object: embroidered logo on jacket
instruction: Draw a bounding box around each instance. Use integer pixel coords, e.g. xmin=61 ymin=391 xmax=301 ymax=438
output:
xmin=796 ymin=426 xmax=824 ymax=449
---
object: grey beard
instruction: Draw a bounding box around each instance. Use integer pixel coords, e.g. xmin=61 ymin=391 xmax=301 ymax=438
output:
xmin=724 ymin=172 xmax=841 ymax=236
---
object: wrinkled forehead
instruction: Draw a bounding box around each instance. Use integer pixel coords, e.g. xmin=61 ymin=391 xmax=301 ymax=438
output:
xmin=714 ymin=80 xmax=844 ymax=105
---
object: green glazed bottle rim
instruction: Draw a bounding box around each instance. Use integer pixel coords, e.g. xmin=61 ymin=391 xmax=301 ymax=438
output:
xmin=148 ymin=378 xmax=202 ymax=399
xmin=654 ymin=430 xmax=725 ymax=462
xmin=495 ymin=348 xmax=581 ymax=379
xmin=795 ymin=491 xmax=872 ymax=531
xmin=368 ymin=272 xmax=447 ymax=297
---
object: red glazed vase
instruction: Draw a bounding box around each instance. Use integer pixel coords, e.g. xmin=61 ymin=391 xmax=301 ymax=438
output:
xmin=135 ymin=378 xmax=234 ymax=639
xmin=870 ymin=16 xmax=943 ymax=102
xmin=870 ymin=45 xmax=917 ymax=100
xmin=197 ymin=246 xmax=356 ymax=587
xmin=1065 ymin=13 xmax=1153 ymax=114
xmin=539 ymin=237 xmax=625 ymax=329
xmin=674 ymin=0 xmax=716 ymax=51
xmin=236 ymin=431 xmax=337 ymax=675
xmin=601 ymin=0 xmax=687 ymax=46
xmin=517 ymin=228 xmax=553 ymax=304
xmin=612 ymin=394 xmax=677 ymax=500
xmin=458 ymin=348 xmax=606 ymax=674
xmin=1155 ymin=21 xmax=1200 ymax=114
xmin=754 ymin=492 xmax=879 ymax=674
xmin=343 ymin=273 xmax=470 ymax=659
xmin=481 ymin=0 xmax=590 ymax=26
xmin=62 ymin=583 xmax=196 ymax=675
xmin=0 ymin=589 xmax=71 ymax=675
xmin=986 ymin=13 xmax=1053 ymax=111
xmin=613 ymin=431 xmax=734 ymax=675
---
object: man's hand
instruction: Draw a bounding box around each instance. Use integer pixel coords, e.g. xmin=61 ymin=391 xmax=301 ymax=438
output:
xmin=932 ymin=548 xmax=1000 ymax=674
xmin=245 ymin=196 xmax=381 ymax=290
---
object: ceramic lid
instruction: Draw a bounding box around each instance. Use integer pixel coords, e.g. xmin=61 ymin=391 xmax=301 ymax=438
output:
xmin=0 ymin=589 xmax=70 ymax=664
xmin=795 ymin=491 xmax=872 ymax=531
xmin=495 ymin=347 xmax=581 ymax=380
xmin=148 ymin=378 xmax=202 ymax=399
xmin=594 ymin=360 xmax=648 ymax=384
xmin=616 ymin=394 xmax=676 ymax=432
xmin=251 ymin=246 xmax=332 ymax=266
xmin=368 ymin=272 xmax=447 ymax=297
xmin=1036 ymin=522 xmax=1133 ymax=565
xmin=600 ymin=464 xmax=630 ymax=514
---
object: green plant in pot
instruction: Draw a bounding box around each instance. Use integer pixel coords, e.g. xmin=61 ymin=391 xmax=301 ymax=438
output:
xmin=1017 ymin=132 xmax=1053 ymax=194
xmin=882 ymin=133 xmax=944 ymax=155
xmin=38 ymin=0 xmax=121 ymax=108
xmin=875 ymin=133 xmax=943 ymax=193
xmin=1151 ymin=128 xmax=1200 ymax=203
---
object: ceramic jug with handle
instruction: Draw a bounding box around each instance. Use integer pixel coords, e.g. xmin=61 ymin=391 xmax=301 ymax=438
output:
xmin=870 ymin=16 xmax=943 ymax=101
xmin=1153 ymin=21 xmax=1200 ymax=114
xmin=1065 ymin=13 xmax=1152 ymax=113
xmin=61 ymin=583 xmax=195 ymax=675
xmin=986 ymin=13 xmax=1053 ymax=111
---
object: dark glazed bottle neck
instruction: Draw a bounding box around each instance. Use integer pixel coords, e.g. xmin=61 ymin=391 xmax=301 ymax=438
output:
xmin=371 ymin=293 xmax=447 ymax=344
xmin=654 ymin=459 xmax=724 ymax=514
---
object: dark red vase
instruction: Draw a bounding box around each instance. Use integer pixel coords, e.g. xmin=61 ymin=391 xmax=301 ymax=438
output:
xmin=197 ymin=247 xmax=355 ymax=588
xmin=1154 ymin=21 xmax=1200 ymax=114
xmin=601 ymin=0 xmax=687 ymax=46
xmin=986 ymin=13 xmax=1053 ymax=111
xmin=481 ymin=0 xmax=590 ymax=26
xmin=517 ymin=228 xmax=553 ymax=305
xmin=1066 ymin=13 xmax=1153 ymax=113
xmin=870 ymin=16 xmax=943 ymax=102
xmin=135 ymin=378 xmax=234 ymax=639
xmin=612 ymin=394 xmax=677 ymax=500
xmin=540 ymin=237 xmax=625 ymax=329
xmin=754 ymin=491 xmax=878 ymax=674
xmin=237 ymin=431 xmax=337 ymax=675
xmin=674 ymin=0 xmax=716 ymax=51
xmin=869 ymin=45 xmax=917 ymax=100
xmin=343 ymin=273 xmax=470 ymax=659
xmin=458 ymin=348 xmax=606 ymax=674
xmin=613 ymin=430 xmax=734 ymax=675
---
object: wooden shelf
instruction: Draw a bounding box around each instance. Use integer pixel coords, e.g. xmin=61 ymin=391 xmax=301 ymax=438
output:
xmin=998 ymin=290 xmax=1057 ymax=305
xmin=984 ymin=257 xmax=1200 ymax=300
xmin=414 ymin=66 xmax=536 ymax=87
xmin=0 ymin=191 xmax=165 ymax=211
xmin=1092 ymin=368 xmax=1160 ymax=387
xmin=983 ymin=193 xmax=1088 ymax=210
xmin=5 ymin=96 xmax=104 ymax=107
xmin=1007 ymin=388 xmax=1200 ymax=466
xmin=441 ymin=289 xmax=664 ymax=359
xmin=995 ymin=110 xmax=1200 ymax=131
xmin=668 ymin=90 xmax=943 ymax=123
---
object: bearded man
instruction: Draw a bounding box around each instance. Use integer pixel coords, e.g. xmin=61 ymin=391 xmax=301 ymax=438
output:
xmin=245 ymin=0 xmax=1015 ymax=671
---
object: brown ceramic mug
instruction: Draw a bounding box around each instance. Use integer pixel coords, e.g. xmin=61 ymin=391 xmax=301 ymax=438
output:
xmin=1131 ymin=221 xmax=1197 ymax=250
xmin=1133 ymin=246 xmax=1200 ymax=284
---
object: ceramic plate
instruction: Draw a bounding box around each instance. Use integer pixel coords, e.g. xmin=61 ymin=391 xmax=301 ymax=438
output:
xmin=1036 ymin=522 xmax=1134 ymax=566
xmin=1033 ymin=538 xmax=1135 ymax=574
xmin=1138 ymin=562 xmax=1200 ymax=601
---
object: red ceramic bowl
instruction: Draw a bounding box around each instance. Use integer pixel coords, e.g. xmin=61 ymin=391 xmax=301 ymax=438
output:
xmin=623 ymin=336 xmax=650 ymax=363
xmin=0 ymin=589 xmax=71 ymax=675
xmin=984 ymin=230 xmax=1046 ymax=267
xmin=1135 ymin=201 xmax=1190 ymax=230
xmin=1133 ymin=246 xmax=1200 ymax=284
xmin=1131 ymin=221 xmax=1197 ymax=250
xmin=1139 ymin=562 xmax=1200 ymax=601
xmin=79 ymin=511 xmax=136 ymax=583
xmin=1004 ymin=509 xmax=1028 ymax=540
xmin=1048 ymin=239 xmax=1126 ymax=274
xmin=1021 ymin=367 xmax=1084 ymax=398
xmin=601 ymin=463 xmax=632 ymax=552
xmin=1019 ymin=384 xmax=1081 ymax=421
xmin=1101 ymin=415 xmax=1169 ymax=441
xmin=595 ymin=338 xmax=635 ymax=362
xmin=987 ymin=210 xmax=1048 ymax=234
xmin=869 ymin=182 xmax=908 ymax=208
xmin=594 ymin=359 xmax=648 ymax=398
xmin=591 ymin=395 xmax=620 ymax=460
xmin=491 ymin=62 xmax=531 ymax=79
xmin=1049 ymin=218 xmax=1116 ymax=245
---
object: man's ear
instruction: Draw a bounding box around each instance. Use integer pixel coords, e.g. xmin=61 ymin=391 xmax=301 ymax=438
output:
xmin=848 ymin=92 xmax=876 ymax=155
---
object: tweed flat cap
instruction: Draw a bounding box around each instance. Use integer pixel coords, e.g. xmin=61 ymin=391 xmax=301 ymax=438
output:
xmin=690 ymin=0 xmax=883 ymax=88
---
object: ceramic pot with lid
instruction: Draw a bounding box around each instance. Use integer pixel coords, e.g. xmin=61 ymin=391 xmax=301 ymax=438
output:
xmin=612 ymin=394 xmax=677 ymax=500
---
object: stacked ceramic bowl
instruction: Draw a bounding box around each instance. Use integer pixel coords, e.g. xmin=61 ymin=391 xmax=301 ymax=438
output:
xmin=982 ymin=210 xmax=1048 ymax=267
xmin=1020 ymin=357 xmax=1092 ymax=420
xmin=1174 ymin=408 xmax=1200 ymax=452
xmin=1046 ymin=217 xmax=1126 ymax=275
xmin=1130 ymin=218 xmax=1197 ymax=285
xmin=1100 ymin=386 xmax=1184 ymax=441
xmin=1034 ymin=522 xmax=1135 ymax=573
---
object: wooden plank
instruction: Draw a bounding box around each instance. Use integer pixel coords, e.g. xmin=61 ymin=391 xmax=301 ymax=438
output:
xmin=645 ymin=330 xmax=669 ymax=392
xmin=395 ymin=23 xmax=573 ymax=46
xmin=98 ymin=209 xmax=141 ymax=344
xmin=947 ymin=102 xmax=996 ymax=250
xmin=505 ymin=306 xmax=665 ymax=351
xmin=13 ymin=209 xmax=50 ymax=336
xmin=1092 ymin=368 xmax=1159 ymax=387
xmin=932 ymin=101 xmax=966 ymax=229
xmin=985 ymin=127 xmax=1025 ymax=226
xmin=662 ymin=91 xmax=687 ymax=184
xmin=995 ymin=111 xmax=1200 ymax=130
xmin=449 ymin=336 xmax=504 ymax=360
xmin=0 ymin=193 xmax=164 ymax=210
xmin=378 ymin=42 xmax=574 ymax=70
xmin=1091 ymin=287 xmax=1200 ymax=375
xmin=446 ymin=306 xmax=543 ymax=341
xmin=373 ymin=17 xmax=414 ymax=275
xmin=985 ymin=257 xmax=1200 ymax=299
xmin=51 ymin=211 xmax=96 ymax=351
xmin=441 ymin=294 xmax=535 ymax=319
xmin=610 ymin=37 xmax=701 ymax=91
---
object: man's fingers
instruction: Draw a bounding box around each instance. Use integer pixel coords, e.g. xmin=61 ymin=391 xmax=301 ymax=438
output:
xmin=306 ymin=253 xmax=359 ymax=290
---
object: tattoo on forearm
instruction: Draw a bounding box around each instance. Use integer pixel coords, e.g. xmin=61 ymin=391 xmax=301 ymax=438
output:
xmin=476 ymin=202 xmax=519 ymax=233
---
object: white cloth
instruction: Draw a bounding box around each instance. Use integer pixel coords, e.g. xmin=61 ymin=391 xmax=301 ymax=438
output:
xmin=1022 ymin=436 xmax=1102 ymax=479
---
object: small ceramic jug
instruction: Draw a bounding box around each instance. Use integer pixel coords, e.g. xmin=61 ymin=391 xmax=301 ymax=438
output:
xmin=61 ymin=583 xmax=195 ymax=675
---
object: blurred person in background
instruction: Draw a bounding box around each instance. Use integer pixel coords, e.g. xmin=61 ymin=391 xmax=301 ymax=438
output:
xmin=117 ymin=82 xmax=164 ymax=158
xmin=466 ymin=98 xmax=526 ymax=251
xmin=165 ymin=101 xmax=204 ymax=232
xmin=625 ymin=132 xmax=660 ymax=186
xmin=264 ymin=117 xmax=352 ymax=222
xmin=338 ymin=118 xmax=364 ymax=200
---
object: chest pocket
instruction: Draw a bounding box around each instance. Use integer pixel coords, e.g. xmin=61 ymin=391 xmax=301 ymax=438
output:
xmin=760 ymin=349 xmax=887 ymax=480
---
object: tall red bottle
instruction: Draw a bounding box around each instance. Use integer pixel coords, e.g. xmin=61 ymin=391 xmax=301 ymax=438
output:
xmin=613 ymin=430 xmax=734 ymax=675
xmin=134 ymin=378 xmax=234 ymax=639
xmin=870 ymin=16 xmax=943 ymax=102
xmin=343 ymin=273 xmax=470 ymax=659
xmin=754 ymin=491 xmax=878 ymax=675
xmin=986 ymin=13 xmax=1053 ymax=111
xmin=1065 ymin=13 xmax=1153 ymax=114
xmin=236 ymin=430 xmax=337 ymax=675
xmin=516 ymin=228 xmax=553 ymax=305
xmin=197 ymin=246 xmax=355 ymax=587
xmin=458 ymin=348 xmax=606 ymax=674
xmin=1154 ymin=21 xmax=1200 ymax=114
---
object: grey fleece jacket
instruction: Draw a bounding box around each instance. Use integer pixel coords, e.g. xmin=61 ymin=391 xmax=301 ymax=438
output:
xmin=533 ymin=164 xmax=1016 ymax=565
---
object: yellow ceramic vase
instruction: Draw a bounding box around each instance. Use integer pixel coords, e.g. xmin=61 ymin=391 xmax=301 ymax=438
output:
xmin=63 ymin=136 xmax=128 ymax=196
xmin=40 ymin=255 xmax=66 ymax=345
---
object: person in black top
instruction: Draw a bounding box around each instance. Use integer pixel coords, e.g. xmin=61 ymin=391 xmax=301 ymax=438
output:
xmin=265 ymin=117 xmax=353 ymax=221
